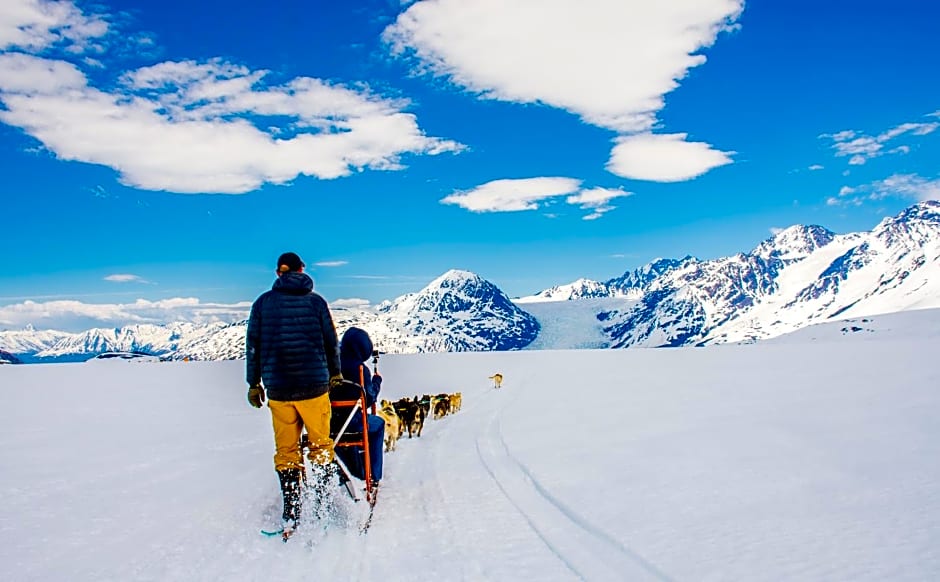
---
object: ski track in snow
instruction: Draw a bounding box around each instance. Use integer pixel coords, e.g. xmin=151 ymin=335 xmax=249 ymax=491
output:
xmin=474 ymin=388 xmax=671 ymax=582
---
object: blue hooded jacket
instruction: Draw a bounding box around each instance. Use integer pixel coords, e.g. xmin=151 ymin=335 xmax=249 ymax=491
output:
xmin=245 ymin=271 xmax=340 ymax=401
xmin=340 ymin=327 xmax=381 ymax=408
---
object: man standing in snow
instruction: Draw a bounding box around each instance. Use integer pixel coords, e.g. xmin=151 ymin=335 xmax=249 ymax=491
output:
xmin=245 ymin=251 xmax=343 ymax=536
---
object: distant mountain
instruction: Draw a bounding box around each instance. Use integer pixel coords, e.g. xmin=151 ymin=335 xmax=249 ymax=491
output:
xmin=28 ymin=323 xmax=218 ymax=363
xmin=0 ymin=349 xmax=22 ymax=364
xmin=516 ymin=278 xmax=614 ymax=303
xmin=2 ymin=202 xmax=938 ymax=361
xmin=599 ymin=201 xmax=940 ymax=346
xmin=377 ymin=269 xmax=539 ymax=351
xmin=0 ymin=326 xmax=73 ymax=361
xmin=177 ymin=270 xmax=540 ymax=358
xmin=17 ymin=270 xmax=541 ymax=363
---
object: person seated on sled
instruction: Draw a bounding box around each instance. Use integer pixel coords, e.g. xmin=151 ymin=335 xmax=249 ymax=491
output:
xmin=334 ymin=327 xmax=385 ymax=486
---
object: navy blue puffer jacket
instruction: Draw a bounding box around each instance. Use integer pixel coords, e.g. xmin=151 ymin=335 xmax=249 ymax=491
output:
xmin=245 ymin=272 xmax=340 ymax=401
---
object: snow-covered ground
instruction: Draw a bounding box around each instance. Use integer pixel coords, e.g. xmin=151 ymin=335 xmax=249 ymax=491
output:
xmin=2 ymin=310 xmax=939 ymax=581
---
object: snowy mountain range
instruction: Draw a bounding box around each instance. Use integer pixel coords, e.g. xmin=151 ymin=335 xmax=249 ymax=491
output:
xmin=2 ymin=201 xmax=938 ymax=362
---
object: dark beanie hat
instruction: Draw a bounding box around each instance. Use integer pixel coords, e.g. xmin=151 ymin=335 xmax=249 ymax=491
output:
xmin=276 ymin=252 xmax=305 ymax=273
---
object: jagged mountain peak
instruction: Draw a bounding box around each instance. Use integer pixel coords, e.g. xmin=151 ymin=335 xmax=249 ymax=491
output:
xmin=607 ymin=256 xmax=696 ymax=294
xmin=753 ymin=224 xmax=835 ymax=263
xmin=874 ymin=199 xmax=940 ymax=232
xmin=887 ymin=199 xmax=940 ymax=223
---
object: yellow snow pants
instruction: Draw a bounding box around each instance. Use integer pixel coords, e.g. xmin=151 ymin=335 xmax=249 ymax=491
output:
xmin=269 ymin=392 xmax=334 ymax=471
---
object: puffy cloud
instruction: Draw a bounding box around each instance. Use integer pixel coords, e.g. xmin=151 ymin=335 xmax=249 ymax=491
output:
xmin=441 ymin=177 xmax=581 ymax=212
xmin=385 ymin=0 xmax=741 ymax=182
xmin=607 ymin=133 xmax=733 ymax=182
xmin=0 ymin=297 xmax=251 ymax=332
xmin=386 ymin=0 xmax=741 ymax=133
xmin=0 ymin=3 xmax=463 ymax=194
xmin=441 ymin=177 xmax=631 ymax=219
xmin=0 ymin=0 xmax=109 ymax=53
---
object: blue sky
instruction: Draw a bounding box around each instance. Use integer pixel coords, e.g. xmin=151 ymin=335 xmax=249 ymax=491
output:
xmin=0 ymin=0 xmax=938 ymax=331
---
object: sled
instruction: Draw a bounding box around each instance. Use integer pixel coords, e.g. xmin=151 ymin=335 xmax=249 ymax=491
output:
xmin=328 ymin=379 xmax=379 ymax=508
xmin=295 ymin=378 xmax=379 ymax=535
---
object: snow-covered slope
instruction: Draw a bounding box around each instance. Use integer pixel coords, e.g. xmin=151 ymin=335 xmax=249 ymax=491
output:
xmin=3 ymin=309 xmax=939 ymax=580
xmin=761 ymin=307 xmax=940 ymax=345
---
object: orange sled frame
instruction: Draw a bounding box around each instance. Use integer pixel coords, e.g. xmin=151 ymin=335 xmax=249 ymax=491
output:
xmin=327 ymin=378 xmax=378 ymax=506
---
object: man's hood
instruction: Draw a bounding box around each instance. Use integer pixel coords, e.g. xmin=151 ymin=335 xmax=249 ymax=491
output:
xmin=272 ymin=271 xmax=314 ymax=295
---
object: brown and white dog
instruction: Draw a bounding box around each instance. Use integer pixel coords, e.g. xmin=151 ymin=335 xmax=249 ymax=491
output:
xmin=489 ymin=373 xmax=503 ymax=389
xmin=377 ymin=399 xmax=401 ymax=452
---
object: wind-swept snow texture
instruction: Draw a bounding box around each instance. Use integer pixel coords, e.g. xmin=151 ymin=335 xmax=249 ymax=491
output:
xmin=2 ymin=309 xmax=939 ymax=581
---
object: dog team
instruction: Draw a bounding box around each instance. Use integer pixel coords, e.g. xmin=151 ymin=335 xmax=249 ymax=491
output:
xmin=376 ymin=392 xmax=463 ymax=452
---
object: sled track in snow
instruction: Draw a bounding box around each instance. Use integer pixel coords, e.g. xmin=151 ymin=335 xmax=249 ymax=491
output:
xmin=475 ymin=414 xmax=673 ymax=582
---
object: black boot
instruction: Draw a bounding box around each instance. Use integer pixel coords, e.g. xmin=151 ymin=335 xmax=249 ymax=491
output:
xmin=277 ymin=468 xmax=303 ymax=530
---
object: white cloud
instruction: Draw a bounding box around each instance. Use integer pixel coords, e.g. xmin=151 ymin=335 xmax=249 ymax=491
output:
xmin=441 ymin=177 xmax=581 ymax=212
xmin=0 ymin=0 xmax=109 ymax=53
xmin=314 ymin=261 xmax=348 ymax=268
xmin=607 ymin=133 xmax=733 ymax=182
xmin=0 ymin=7 xmax=463 ymax=194
xmin=808 ymin=164 xmax=824 ymax=171
xmin=823 ymin=116 xmax=939 ymax=165
xmin=0 ymin=297 xmax=250 ymax=332
xmin=566 ymin=187 xmax=633 ymax=220
xmin=875 ymin=174 xmax=940 ymax=202
xmin=332 ymin=298 xmax=371 ymax=309
xmin=442 ymin=177 xmax=632 ymax=219
xmin=831 ymin=174 xmax=940 ymax=207
xmin=385 ymin=0 xmax=741 ymax=182
xmin=103 ymin=274 xmax=148 ymax=283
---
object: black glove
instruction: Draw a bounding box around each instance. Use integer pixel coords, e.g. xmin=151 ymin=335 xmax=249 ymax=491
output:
xmin=247 ymin=385 xmax=265 ymax=408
